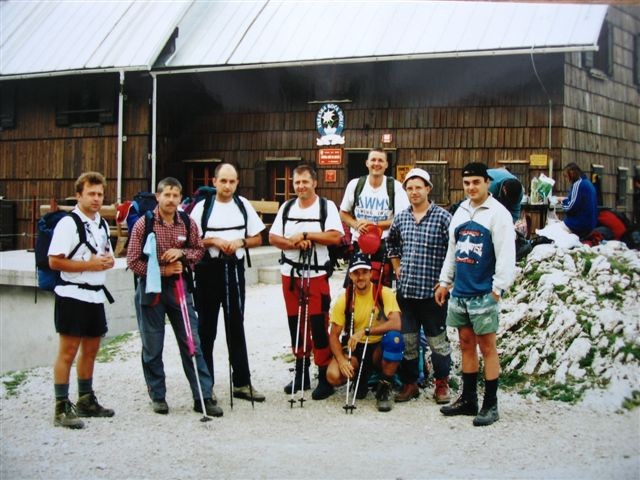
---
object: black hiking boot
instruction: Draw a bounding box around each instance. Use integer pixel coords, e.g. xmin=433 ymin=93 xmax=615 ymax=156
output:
xmin=194 ymin=398 xmax=223 ymax=417
xmin=54 ymin=399 xmax=84 ymax=429
xmin=440 ymin=395 xmax=478 ymax=416
xmin=284 ymin=358 xmax=311 ymax=394
xmin=473 ymin=404 xmax=499 ymax=426
xmin=151 ymin=399 xmax=169 ymax=415
xmin=375 ymin=379 xmax=393 ymax=412
xmin=311 ymin=367 xmax=334 ymax=400
xmin=76 ymin=392 xmax=115 ymax=418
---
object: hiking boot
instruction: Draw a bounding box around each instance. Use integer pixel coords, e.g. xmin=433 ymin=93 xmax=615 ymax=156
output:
xmin=152 ymin=399 xmax=169 ymax=415
xmin=76 ymin=392 xmax=115 ymax=418
xmin=394 ymin=383 xmax=420 ymax=402
xmin=233 ymin=384 xmax=266 ymax=402
xmin=440 ymin=395 xmax=478 ymax=417
xmin=355 ymin=383 xmax=369 ymax=400
xmin=54 ymin=399 xmax=85 ymax=429
xmin=473 ymin=405 xmax=500 ymax=427
xmin=434 ymin=378 xmax=451 ymax=405
xmin=194 ymin=398 xmax=223 ymax=417
xmin=312 ymin=367 xmax=335 ymax=400
xmin=284 ymin=359 xmax=311 ymax=394
xmin=375 ymin=380 xmax=393 ymax=412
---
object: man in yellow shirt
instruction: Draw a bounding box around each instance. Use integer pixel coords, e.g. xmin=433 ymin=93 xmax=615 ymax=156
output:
xmin=326 ymin=253 xmax=404 ymax=412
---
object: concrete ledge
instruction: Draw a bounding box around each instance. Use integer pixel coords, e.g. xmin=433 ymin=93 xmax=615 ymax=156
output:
xmin=0 ymin=247 xmax=282 ymax=372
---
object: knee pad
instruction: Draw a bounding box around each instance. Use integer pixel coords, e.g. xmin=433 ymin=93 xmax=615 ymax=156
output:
xmin=402 ymin=332 xmax=419 ymax=360
xmin=427 ymin=331 xmax=452 ymax=357
xmin=381 ymin=331 xmax=405 ymax=362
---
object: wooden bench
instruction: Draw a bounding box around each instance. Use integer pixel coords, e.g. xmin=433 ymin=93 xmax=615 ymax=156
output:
xmin=249 ymin=200 xmax=279 ymax=242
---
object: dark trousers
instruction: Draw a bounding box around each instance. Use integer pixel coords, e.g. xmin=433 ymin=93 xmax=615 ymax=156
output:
xmin=194 ymin=258 xmax=251 ymax=388
xmin=397 ymin=294 xmax=452 ymax=383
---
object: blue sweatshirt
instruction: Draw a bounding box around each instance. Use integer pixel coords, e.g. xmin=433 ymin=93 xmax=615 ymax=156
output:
xmin=562 ymin=174 xmax=598 ymax=237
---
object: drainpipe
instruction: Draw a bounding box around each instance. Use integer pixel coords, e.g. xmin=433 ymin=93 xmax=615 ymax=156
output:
xmin=117 ymin=70 xmax=125 ymax=203
xmin=530 ymin=47 xmax=554 ymax=177
xmin=151 ymin=73 xmax=158 ymax=190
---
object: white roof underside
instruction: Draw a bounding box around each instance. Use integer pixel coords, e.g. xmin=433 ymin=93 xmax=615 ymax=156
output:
xmin=0 ymin=1 xmax=608 ymax=78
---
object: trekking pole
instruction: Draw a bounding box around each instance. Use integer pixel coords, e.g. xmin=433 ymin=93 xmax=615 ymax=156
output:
xmin=175 ymin=273 xmax=211 ymax=423
xmin=288 ymin=249 xmax=306 ymax=409
xmin=343 ymin=283 xmax=356 ymax=414
xmin=234 ymin=261 xmax=255 ymax=409
xmin=223 ymin=261 xmax=234 ymax=411
xmin=348 ymin=251 xmax=386 ymax=412
xmin=297 ymin=248 xmax=312 ymax=408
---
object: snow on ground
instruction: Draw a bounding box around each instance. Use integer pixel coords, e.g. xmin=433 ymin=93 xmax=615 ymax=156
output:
xmin=1 ymin=254 xmax=639 ymax=479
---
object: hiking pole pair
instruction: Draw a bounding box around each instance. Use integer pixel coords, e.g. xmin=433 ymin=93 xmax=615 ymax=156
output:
xmin=289 ymin=248 xmax=312 ymax=409
xmin=343 ymin=284 xmax=357 ymax=414
xmin=223 ymin=259 xmax=256 ymax=410
xmin=175 ymin=273 xmax=211 ymax=423
xmin=346 ymin=251 xmax=387 ymax=412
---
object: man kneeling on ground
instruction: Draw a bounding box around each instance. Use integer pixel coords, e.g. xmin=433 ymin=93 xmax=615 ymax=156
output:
xmin=326 ymin=253 xmax=404 ymax=412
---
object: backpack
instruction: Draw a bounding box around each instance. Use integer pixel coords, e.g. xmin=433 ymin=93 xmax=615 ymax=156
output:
xmin=352 ymin=175 xmax=395 ymax=216
xmin=35 ymin=211 xmax=110 ymax=291
xmin=126 ymin=192 xmax=158 ymax=235
xmin=182 ymin=186 xmax=251 ymax=267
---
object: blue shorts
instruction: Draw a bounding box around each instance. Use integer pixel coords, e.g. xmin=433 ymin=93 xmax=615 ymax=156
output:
xmin=446 ymin=293 xmax=499 ymax=335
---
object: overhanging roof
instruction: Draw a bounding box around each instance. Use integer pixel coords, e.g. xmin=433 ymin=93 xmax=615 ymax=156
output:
xmin=1 ymin=1 xmax=608 ymax=79
xmin=0 ymin=0 xmax=191 ymax=77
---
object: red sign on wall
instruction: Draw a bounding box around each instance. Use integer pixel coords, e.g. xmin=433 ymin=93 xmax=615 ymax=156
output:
xmin=318 ymin=148 xmax=343 ymax=166
xmin=325 ymin=169 xmax=337 ymax=183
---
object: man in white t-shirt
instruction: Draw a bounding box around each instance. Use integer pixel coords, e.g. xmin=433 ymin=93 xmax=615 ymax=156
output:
xmin=48 ymin=172 xmax=115 ymax=429
xmin=339 ymin=148 xmax=409 ymax=285
xmin=190 ymin=163 xmax=266 ymax=404
xmin=269 ymin=164 xmax=344 ymax=401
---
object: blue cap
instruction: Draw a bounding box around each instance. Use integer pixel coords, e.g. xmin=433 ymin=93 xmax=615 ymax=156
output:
xmin=349 ymin=252 xmax=372 ymax=273
xmin=381 ymin=331 xmax=404 ymax=362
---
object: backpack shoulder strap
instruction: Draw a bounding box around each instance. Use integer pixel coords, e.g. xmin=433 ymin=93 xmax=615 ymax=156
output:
xmin=352 ymin=176 xmax=368 ymax=215
xmin=319 ymin=197 xmax=327 ymax=232
xmin=386 ymin=176 xmax=395 ymax=213
xmin=281 ymin=198 xmax=296 ymax=235
xmin=178 ymin=210 xmax=191 ymax=248
xmin=201 ymin=190 xmax=215 ymax=237
xmin=233 ymin=195 xmax=249 ymax=228
xmin=67 ymin=211 xmax=95 ymax=258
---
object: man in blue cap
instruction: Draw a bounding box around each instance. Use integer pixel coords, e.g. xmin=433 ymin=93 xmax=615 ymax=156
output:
xmin=326 ymin=252 xmax=404 ymax=412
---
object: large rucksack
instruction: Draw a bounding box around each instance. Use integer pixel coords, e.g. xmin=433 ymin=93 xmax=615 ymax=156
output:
xmin=35 ymin=210 xmax=110 ymax=291
xmin=126 ymin=192 xmax=158 ymax=235
xmin=182 ymin=186 xmax=252 ymax=266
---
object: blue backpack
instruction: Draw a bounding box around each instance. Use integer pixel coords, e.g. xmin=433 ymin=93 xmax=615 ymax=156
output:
xmin=126 ymin=192 xmax=158 ymax=235
xmin=35 ymin=211 xmax=109 ymax=291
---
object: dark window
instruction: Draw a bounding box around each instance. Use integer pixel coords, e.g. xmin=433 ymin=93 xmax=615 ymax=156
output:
xmin=417 ymin=162 xmax=448 ymax=205
xmin=617 ymin=167 xmax=628 ymax=208
xmin=583 ymin=22 xmax=613 ymax=77
xmin=56 ymin=75 xmax=117 ymax=127
xmin=0 ymin=82 xmax=17 ymax=130
xmin=634 ymin=34 xmax=640 ymax=86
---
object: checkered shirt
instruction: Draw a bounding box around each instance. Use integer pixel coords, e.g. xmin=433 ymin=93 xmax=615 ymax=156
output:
xmin=386 ymin=203 xmax=451 ymax=299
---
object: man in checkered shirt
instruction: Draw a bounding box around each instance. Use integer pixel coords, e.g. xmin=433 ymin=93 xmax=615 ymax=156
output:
xmin=387 ymin=168 xmax=453 ymax=405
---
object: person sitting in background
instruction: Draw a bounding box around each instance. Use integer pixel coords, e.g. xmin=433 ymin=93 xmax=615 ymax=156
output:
xmin=487 ymin=168 xmax=523 ymax=224
xmin=560 ymin=163 xmax=598 ymax=238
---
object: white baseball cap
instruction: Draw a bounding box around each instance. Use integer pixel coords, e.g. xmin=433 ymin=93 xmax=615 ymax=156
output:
xmin=403 ymin=168 xmax=433 ymax=188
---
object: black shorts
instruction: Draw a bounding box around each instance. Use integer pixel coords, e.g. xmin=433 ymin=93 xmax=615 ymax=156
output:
xmin=54 ymin=294 xmax=108 ymax=337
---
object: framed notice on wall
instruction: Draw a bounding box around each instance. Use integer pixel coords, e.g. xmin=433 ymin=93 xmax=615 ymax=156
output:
xmin=318 ymin=148 xmax=343 ymax=166
xmin=324 ymin=169 xmax=337 ymax=183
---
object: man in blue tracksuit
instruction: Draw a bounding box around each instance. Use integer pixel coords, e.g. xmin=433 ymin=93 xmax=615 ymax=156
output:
xmin=435 ymin=162 xmax=515 ymax=427
xmin=560 ymin=162 xmax=598 ymax=238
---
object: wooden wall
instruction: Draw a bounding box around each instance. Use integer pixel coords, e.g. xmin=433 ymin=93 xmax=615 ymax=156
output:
xmin=0 ymin=73 xmax=152 ymax=249
xmin=562 ymin=5 xmax=640 ymax=212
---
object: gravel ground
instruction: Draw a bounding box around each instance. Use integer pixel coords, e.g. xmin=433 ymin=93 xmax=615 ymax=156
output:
xmin=1 ymin=273 xmax=638 ymax=479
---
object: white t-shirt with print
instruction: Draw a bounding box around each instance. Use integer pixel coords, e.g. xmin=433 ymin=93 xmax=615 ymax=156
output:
xmin=48 ymin=207 xmax=110 ymax=303
xmin=270 ymin=196 xmax=344 ymax=277
xmin=339 ymin=176 xmax=410 ymax=241
xmin=190 ymin=195 xmax=265 ymax=259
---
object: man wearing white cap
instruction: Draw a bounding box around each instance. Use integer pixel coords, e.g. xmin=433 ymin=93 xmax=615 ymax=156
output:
xmin=387 ymin=168 xmax=453 ymax=405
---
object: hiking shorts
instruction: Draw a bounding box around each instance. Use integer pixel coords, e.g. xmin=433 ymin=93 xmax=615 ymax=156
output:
xmin=54 ymin=294 xmax=108 ymax=337
xmin=446 ymin=293 xmax=499 ymax=335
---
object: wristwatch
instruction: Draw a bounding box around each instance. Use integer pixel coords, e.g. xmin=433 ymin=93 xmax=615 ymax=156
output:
xmin=364 ymin=327 xmax=371 ymax=336
xmin=241 ymin=238 xmax=247 ymax=248
xmin=303 ymin=232 xmax=308 ymax=240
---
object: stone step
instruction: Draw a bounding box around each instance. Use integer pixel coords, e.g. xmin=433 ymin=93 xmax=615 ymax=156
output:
xmin=258 ymin=265 xmax=282 ymax=285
